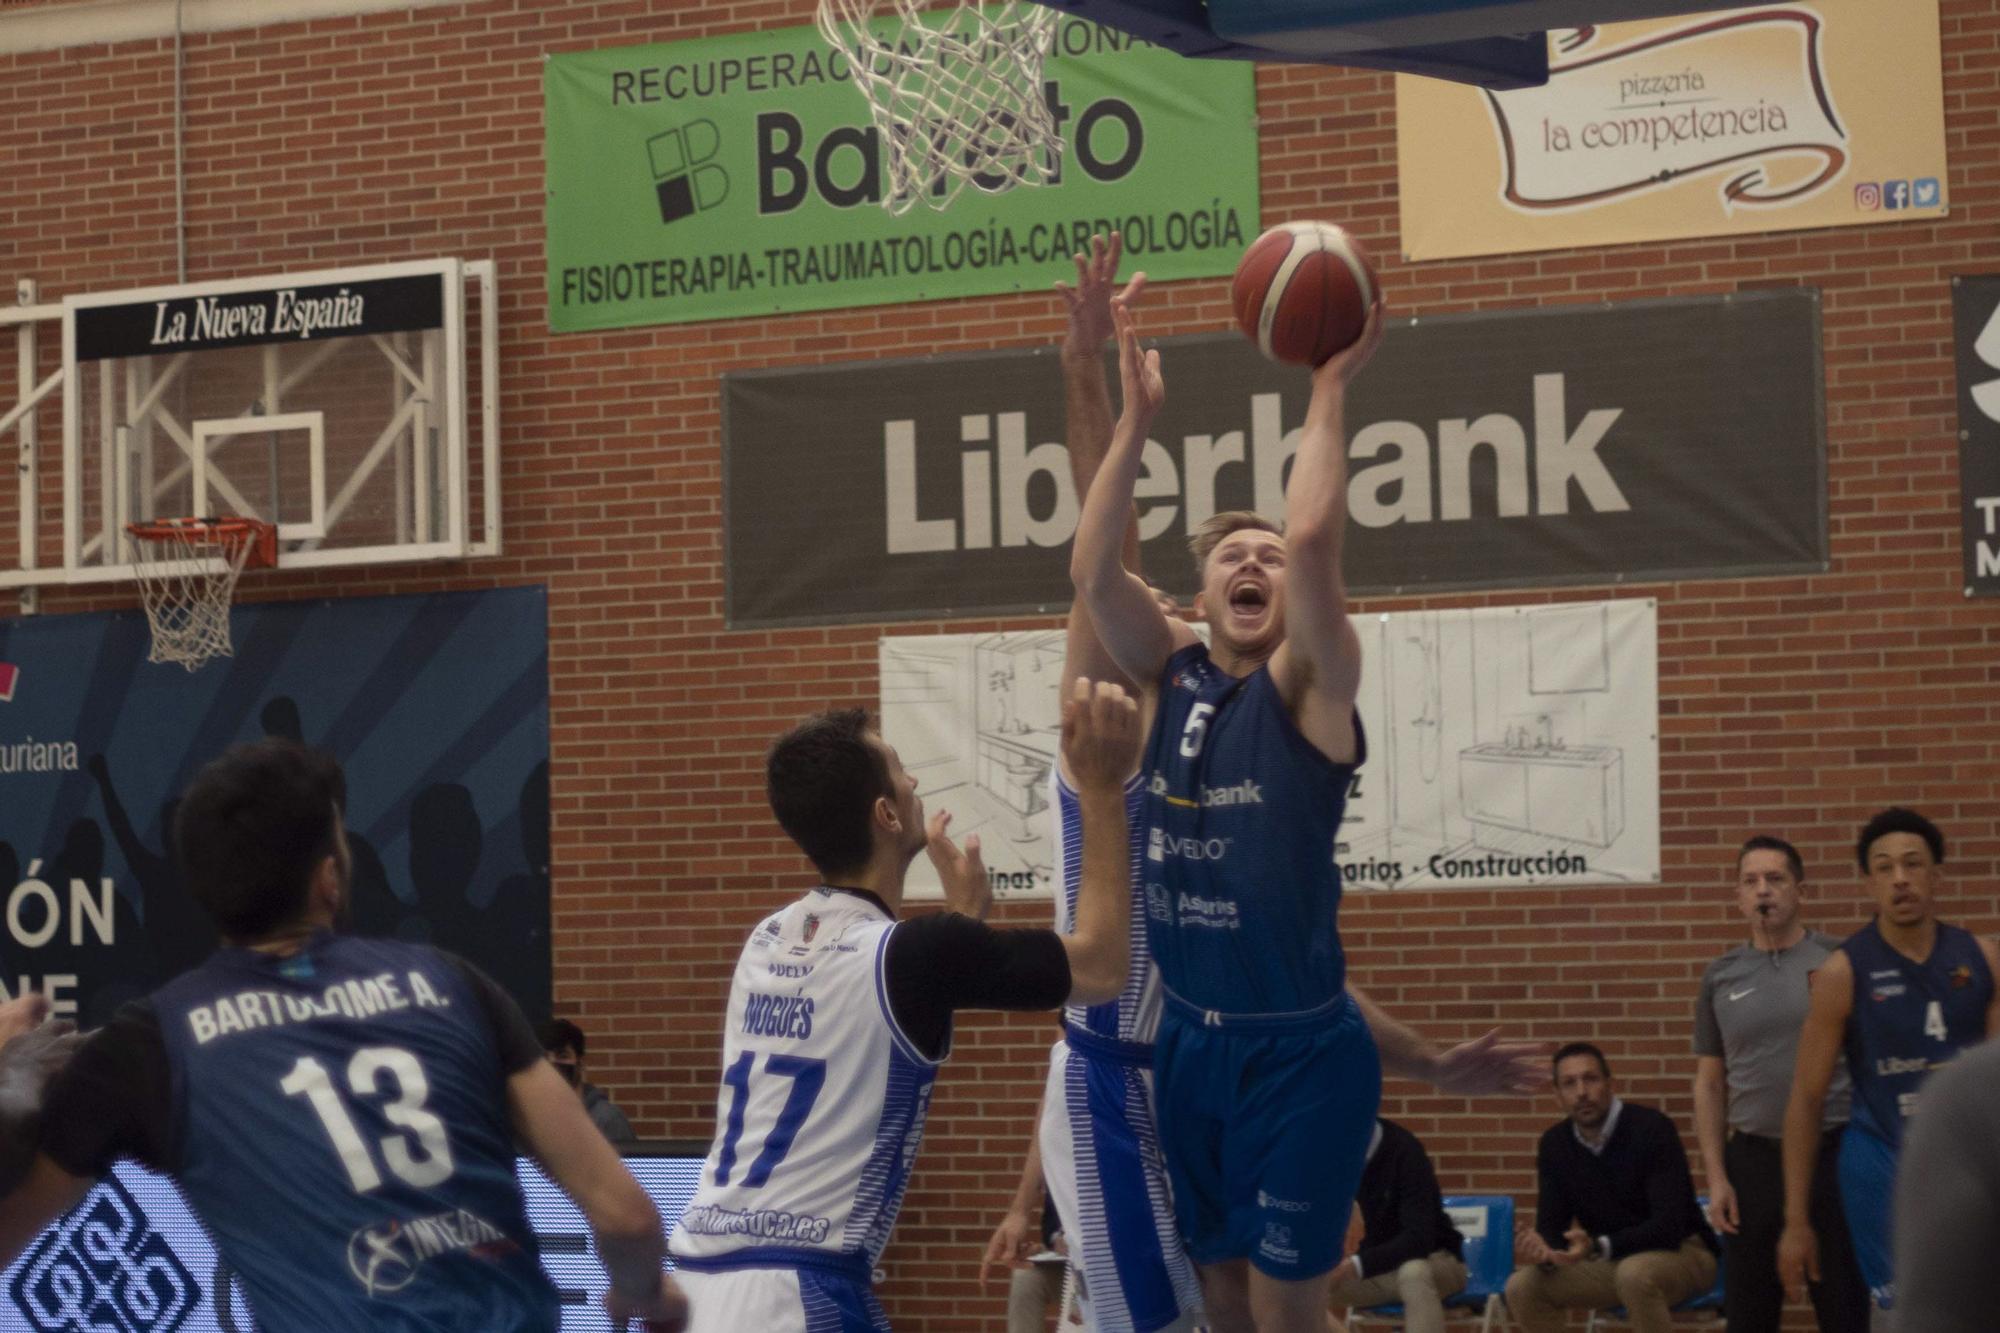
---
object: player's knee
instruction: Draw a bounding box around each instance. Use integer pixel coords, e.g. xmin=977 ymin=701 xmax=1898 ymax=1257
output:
xmin=1504 ymin=1265 xmax=1539 ymax=1308
xmin=1612 ymin=1260 xmax=1662 ymax=1305
xmin=1395 ymin=1257 xmax=1437 ymax=1298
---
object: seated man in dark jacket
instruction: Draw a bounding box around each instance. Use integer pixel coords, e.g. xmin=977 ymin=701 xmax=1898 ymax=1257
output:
xmin=1506 ymin=1043 xmax=1718 ymax=1333
xmin=1326 ymin=1118 xmax=1467 ymax=1333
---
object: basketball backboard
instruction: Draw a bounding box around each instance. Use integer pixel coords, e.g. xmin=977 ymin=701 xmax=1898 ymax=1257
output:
xmin=1038 ymin=0 xmax=1765 ymax=88
xmin=1 ymin=257 xmax=499 ymax=607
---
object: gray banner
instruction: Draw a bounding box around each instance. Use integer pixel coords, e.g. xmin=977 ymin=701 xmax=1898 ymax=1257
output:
xmin=1954 ymin=275 xmax=2000 ymax=596
xmin=724 ymin=289 xmax=1827 ymax=627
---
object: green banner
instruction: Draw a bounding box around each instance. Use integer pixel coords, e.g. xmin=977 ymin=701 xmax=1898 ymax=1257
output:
xmin=544 ymin=17 xmax=1259 ymax=330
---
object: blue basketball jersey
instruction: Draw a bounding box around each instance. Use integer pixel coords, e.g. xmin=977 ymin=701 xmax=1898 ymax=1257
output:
xmin=1839 ymin=920 xmax=1993 ymax=1146
xmin=151 ymin=934 xmax=557 ymax=1330
xmin=1142 ymin=642 xmax=1363 ymax=1018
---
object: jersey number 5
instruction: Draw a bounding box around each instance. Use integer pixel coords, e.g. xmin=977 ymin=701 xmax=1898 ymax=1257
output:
xmin=281 ymin=1046 xmax=455 ymax=1193
xmin=1179 ymin=703 xmax=1217 ymax=759
xmin=715 ymin=1051 xmax=826 ymax=1188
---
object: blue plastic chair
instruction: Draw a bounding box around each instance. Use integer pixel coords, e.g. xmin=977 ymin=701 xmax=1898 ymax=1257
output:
xmin=1349 ymin=1194 xmax=1514 ymax=1332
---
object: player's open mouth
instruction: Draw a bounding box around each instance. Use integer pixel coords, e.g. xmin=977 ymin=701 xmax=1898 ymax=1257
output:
xmin=1227 ymin=584 xmax=1267 ymax=619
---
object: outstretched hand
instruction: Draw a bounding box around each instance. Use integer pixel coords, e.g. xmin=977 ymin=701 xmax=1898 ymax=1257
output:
xmin=1058 ymin=231 xmax=1147 ymax=350
xmin=1114 ymin=302 xmax=1164 ymax=423
xmin=1430 ymin=1029 xmax=1550 ymax=1096
xmin=925 ymin=810 xmax=992 ymax=921
xmin=1061 ymin=678 xmax=1141 ymax=790
xmin=0 ymin=1006 xmax=82 ymax=1194
xmin=0 ymin=993 xmax=50 ymax=1048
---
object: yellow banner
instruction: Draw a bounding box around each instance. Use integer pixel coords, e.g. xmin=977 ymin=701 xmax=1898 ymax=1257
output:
xmin=1396 ymin=1 xmax=1945 ymax=260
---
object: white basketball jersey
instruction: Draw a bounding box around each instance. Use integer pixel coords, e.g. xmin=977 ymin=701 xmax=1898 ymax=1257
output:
xmin=672 ymin=888 xmax=944 ymax=1270
xmin=1055 ymin=771 xmax=1161 ymax=1045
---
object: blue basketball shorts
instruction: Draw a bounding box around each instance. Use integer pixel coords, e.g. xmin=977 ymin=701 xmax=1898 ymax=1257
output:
xmin=1836 ymin=1123 xmax=1897 ymax=1309
xmin=1152 ymin=992 xmax=1381 ymax=1280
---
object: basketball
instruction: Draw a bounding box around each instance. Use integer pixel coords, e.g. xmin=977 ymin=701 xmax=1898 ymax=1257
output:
xmin=1230 ymin=222 xmax=1378 ymax=367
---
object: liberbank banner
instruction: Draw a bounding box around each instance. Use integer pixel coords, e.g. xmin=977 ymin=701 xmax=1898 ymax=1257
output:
xmin=0 ymin=589 xmax=551 ymax=1027
xmin=545 ymin=18 xmax=1257 ymax=329
xmin=724 ymin=289 xmax=1827 ymax=626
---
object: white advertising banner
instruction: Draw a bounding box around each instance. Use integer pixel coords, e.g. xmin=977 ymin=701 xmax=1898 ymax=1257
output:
xmin=880 ymin=598 xmax=1658 ymax=901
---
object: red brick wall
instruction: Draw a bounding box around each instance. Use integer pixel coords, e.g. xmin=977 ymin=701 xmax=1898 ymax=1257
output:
xmin=5 ymin=1 xmax=1998 ymax=1326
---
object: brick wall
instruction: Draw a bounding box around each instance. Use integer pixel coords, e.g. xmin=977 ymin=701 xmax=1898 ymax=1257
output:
xmin=5 ymin=1 xmax=1997 ymax=1326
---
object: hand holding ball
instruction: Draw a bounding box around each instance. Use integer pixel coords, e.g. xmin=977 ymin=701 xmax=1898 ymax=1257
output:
xmin=1231 ymin=222 xmax=1378 ymax=367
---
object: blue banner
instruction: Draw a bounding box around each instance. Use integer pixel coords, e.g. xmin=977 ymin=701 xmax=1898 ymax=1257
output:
xmin=0 ymin=588 xmax=551 ymax=1026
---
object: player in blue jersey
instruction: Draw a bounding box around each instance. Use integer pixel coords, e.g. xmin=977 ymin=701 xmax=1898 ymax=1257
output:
xmin=0 ymin=738 xmax=687 ymax=1331
xmin=1070 ymin=302 xmax=1544 ymax=1333
xmin=1778 ymin=807 xmax=1999 ymax=1313
xmin=984 ymin=233 xmax=1205 ymax=1333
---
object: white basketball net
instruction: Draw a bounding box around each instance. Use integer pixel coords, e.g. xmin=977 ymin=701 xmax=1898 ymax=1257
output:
xmin=817 ymin=0 xmax=1062 ymax=214
xmin=127 ymin=522 xmax=263 ymax=671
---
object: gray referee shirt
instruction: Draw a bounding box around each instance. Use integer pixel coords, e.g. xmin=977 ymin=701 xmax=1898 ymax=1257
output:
xmin=1693 ymin=929 xmax=1851 ymax=1137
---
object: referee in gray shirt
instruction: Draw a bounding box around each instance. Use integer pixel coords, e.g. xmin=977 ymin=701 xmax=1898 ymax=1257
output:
xmin=1692 ymin=835 xmax=1869 ymax=1333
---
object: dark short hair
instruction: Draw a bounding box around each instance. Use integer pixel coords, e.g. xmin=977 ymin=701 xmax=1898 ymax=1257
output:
xmin=1857 ymin=808 xmax=1945 ymax=872
xmin=1552 ymin=1042 xmax=1610 ymax=1079
xmin=538 ymin=1018 xmax=585 ymax=1056
xmin=766 ymin=708 xmax=894 ymax=880
xmin=1737 ymin=835 xmax=1804 ymax=884
xmin=174 ymin=739 xmax=346 ymax=942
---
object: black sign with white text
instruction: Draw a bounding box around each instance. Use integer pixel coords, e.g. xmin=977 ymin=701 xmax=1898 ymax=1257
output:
xmin=1954 ymin=275 xmax=2000 ymax=596
xmin=723 ymin=289 xmax=1829 ymax=627
xmin=74 ymin=272 xmax=446 ymax=361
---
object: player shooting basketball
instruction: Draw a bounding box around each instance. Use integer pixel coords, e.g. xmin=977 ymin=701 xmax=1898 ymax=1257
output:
xmin=1069 ymin=291 xmax=1545 ymax=1333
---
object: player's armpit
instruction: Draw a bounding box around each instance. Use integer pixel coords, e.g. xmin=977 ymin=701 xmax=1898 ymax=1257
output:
xmin=0 ymin=1154 xmax=93 ymax=1268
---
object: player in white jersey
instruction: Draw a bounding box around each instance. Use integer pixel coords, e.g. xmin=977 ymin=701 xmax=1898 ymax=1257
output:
xmin=671 ymin=680 xmax=1143 ymax=1332
xmin=983 ymin=235 xmax=1203 ymax=1333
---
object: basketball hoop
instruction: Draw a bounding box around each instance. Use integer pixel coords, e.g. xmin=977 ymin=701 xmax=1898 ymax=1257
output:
xmin=125 ymin=517 xmax=277 ymax=671
xmin=816 ymin=0 xmax=1062 ymax=214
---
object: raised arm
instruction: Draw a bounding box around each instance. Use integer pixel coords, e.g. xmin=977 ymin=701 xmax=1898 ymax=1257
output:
xmin=1777 ymin=950 xmax=1852 ymax=1300
xmin=1267 ymin=307 xmax=1383 ymax=764
xmin=1070 ymin=306 xmax=1190 ymax=691
xmin=1055 ymin=679 xmax=1141 ymax=1003
xmin=1059 ymin=236 xmax=1152 ymax=785
xmin=1350 ymin=984 xmax=1546 ymax=1094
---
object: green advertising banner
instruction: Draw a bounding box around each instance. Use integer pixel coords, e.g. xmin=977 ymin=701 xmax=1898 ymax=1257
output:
xmin=545 ymin=17 xmax=1259 ymax=330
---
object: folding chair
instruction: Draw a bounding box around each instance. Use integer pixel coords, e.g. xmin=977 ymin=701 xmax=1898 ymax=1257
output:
xmin=1348 ymin=1195 xmax=1514 ymax=1333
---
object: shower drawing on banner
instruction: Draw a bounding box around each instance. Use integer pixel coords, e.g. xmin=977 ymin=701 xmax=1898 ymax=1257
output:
xmin=879 ymin=598 xmax=1658 ymax=901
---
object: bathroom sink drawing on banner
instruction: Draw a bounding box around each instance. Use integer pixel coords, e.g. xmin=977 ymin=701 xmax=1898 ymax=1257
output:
xmin=879 ymin=630 xmax=1066 ymax=900
xmin=1342 ymin=598 xmax=1660 ymax=892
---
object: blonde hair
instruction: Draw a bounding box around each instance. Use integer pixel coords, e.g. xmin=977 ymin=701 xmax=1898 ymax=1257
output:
xmin=1187 ymin=511 xmax=1284 ymax=575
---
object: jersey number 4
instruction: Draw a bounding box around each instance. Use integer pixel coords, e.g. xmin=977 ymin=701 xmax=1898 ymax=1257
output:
xmin=282 ymin=1046 xmax=455 ymax=1193
xmin=1924 ymin=1000 xmax=1948 ymax=1042
xmin=715 ymin=1051 xmax=826 ymax=1188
